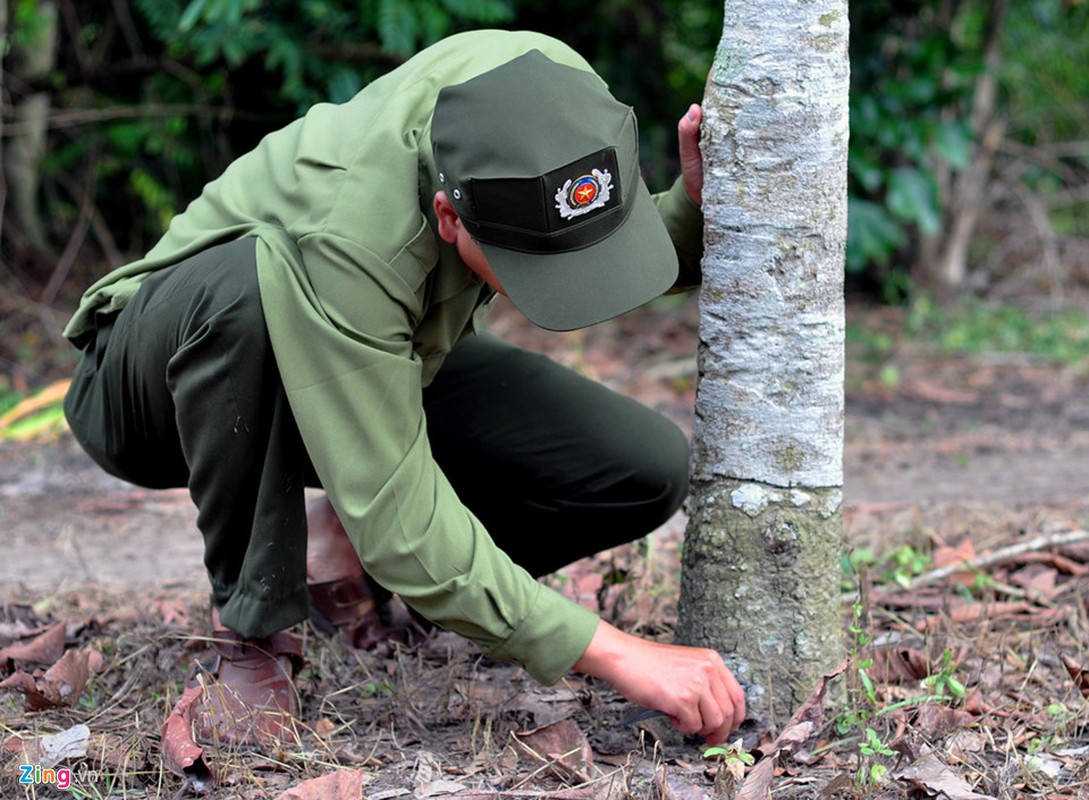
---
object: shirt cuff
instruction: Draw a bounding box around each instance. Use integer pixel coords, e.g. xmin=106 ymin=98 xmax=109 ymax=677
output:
xmin=487 ymin=583 xmax=601 ymax=685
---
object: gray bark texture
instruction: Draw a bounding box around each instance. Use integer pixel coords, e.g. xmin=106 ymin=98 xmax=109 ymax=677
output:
xmin=932 ymin=0 xmax=1009 ymax=294
xmin=4 ymin=0 xmax=59 ymax=253
xmin=0 ymin=0 xmax=7 ymax=242
xmin=676 ymin=1 xmax=850 ymax=728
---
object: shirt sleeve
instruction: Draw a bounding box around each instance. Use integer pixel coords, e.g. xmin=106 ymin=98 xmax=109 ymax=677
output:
xmin=653 ymin=177 xmax=704 ymax=290
xmin=258 ymin=231 xmax=600 ymax=685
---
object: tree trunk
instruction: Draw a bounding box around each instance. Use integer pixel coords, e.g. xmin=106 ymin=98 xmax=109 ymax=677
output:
xmin=676 ymin=1 xmax=849 ymax=729
xmin=932 ymin=0 xmax=1010 ymax=296
xmin=0 ymin=0 xmax=8 ymax=245
xmin=4 ymin=0 xmax=59 ymax=256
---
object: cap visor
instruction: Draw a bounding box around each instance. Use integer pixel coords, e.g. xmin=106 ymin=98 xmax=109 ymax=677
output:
xmin=481 ymin=180 xmax=680 ymax=331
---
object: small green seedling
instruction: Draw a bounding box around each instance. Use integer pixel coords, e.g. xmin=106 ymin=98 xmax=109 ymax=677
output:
xmin=922 ymin=650 xmax=966 ymax=700
xmin=705 ymin=739 xmax=756 ymax=785
xmin=856 ymin=726 xmax=895 ymax=789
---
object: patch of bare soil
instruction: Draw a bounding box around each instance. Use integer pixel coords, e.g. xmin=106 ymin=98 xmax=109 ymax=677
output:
xmin=2 ymin=296 xmax=1089 ymax=798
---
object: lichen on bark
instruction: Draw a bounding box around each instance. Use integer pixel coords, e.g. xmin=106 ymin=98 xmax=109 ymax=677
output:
xmin=679 ymin=480 xmax=843 ymax=723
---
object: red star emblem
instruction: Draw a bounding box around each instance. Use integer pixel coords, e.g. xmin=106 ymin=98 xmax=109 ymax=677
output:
xmin=575 ymin=183 xmax=597 ymax=205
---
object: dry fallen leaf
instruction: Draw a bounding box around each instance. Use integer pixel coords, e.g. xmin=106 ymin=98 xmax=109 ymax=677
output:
xmin=867 ymin=646 xmax=931 ymax=684
xmin=275 ymin=768 xmax=367 ymax=799
xmin=512 ymin=718 xmax=594 ymax=784
xmin=0 ymin=621 xmax=66 ymax=665
xmin=1061 ymin=654 xmax=1089 ymax=698
xmin=1006 ymin=564 xmax=1060 ymax=600
xmin=916 ymin=601 xmax=1067 ymax=632
xmin=160 ymin=685 xmax=214 ymax=793
xmin=155 ymin=598 xmax=191 ymax=628
xmin=40 ymin=647 xmax=91 ymax=706
xmin=418 ymin=778 xmax=469 ymax=797
xmin=915 ymin=704 xmax=974 ymax=740
xmin=313 ymin=717 xmax=338 ymax=738
xmin=933 ymin=540 xmax=979 ymax=587
xmin=736 ymin=659 xmax=847 ymax=800
xmin=428 ymin=791 xmax=596 ymax=799
xmin=3 ymin=724 xmax=90 ymax=768
xmin=895 ymin=749 xmax=997 ymax=799
xmin=1001 ymin=549 xmax=1089 ymax=577
xmin=736 ymin=756 xmax=775 ymax=800
xmin=0 ymin=646 xmax=93 ymax=710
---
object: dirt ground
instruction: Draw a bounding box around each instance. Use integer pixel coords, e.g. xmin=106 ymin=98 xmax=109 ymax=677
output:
xmin=4 ymin=297 xmax=1088 ymax=594
xmin=2 ymin=296 xmax=1089 ymax=799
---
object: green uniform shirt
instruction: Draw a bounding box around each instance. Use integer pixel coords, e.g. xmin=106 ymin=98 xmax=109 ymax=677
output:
xmin=64 ymin=30 xmax=703 ymax=685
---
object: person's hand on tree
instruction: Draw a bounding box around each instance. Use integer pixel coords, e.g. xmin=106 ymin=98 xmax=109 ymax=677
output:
xmin=574 ymin=618 xmax=745 ymax=745
xmin=678 ymin=103 xmax=704 ymax=207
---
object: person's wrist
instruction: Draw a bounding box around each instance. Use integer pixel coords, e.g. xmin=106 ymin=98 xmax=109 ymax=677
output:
xmin=572 ymin=619 xmax=627 ymax=679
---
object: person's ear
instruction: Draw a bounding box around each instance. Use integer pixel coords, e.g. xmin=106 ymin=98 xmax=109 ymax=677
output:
xmin=433 ymin=191 xmax=461 ymax=244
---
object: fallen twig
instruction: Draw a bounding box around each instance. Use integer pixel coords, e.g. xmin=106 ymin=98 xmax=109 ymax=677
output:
xmin=899 ymin=530 xmax=1089 ymax=591
xmin=0 ymin=379 xmax=71 ymax=429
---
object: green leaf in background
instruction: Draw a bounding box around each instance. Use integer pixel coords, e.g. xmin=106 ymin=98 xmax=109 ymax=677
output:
xmin=178 ymin=0 xmax=209 ymax=32
xmin=327 ymin=68 xmax=364 ymax=104
xmin=441 ymin=0 xmax=513 ymax=24
xmin=848 ymin=150 xmax=885 ymax=194
xmin=886 ymin=167 xmax=941 ymax=235
xmin=378 ymin=0 xmax=419 ymax=56
xmin=847 ymin=198 xmax=906 ymax=272
xmin=934 ymin=120 xmax=973 ymax=169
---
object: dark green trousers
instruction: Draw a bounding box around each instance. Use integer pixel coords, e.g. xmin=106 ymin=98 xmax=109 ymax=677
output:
xmin=64 ymin=238 xmax=689 ymax=637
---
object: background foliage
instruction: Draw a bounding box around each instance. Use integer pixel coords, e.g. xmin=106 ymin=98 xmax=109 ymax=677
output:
xmin=0 ymin=0 xmax=1087 ymax=383
xmin=847 ymin=0 xmax=1089 ymax=300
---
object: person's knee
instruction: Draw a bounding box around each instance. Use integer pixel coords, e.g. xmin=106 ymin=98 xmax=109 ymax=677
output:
xmin=584 ymin=409 xmax=689 ymax=526
xmin=203 ymin=279 xmax=268 ymax=354
xmin=632 ymin=415 xmax=690 ymax=523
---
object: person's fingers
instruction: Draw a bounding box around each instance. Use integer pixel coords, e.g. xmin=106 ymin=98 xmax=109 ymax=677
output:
xmin=581 ymin=629 xmax=748 ymax=744
xmin=713 ymin=665 xmax=746 ymax=733
xmin=728 ymin=673 xmax=747 ymax=732
xmin=670 ymin=699 xmax=702 ymax=736
xmin=674 ymin=711 xmax=702 ymax=736
xmin=697 ymin=691 xmax=728 ymax=739
xmin=677 ymin=103 xmax=703 ymax=205
xmin=703 ymin=655 xmax=744 ymax=741
xmin=664 ymin=650 xmax=738 ymax=740
xmin=678 ymin=104 xmax=702 ymax=166
xmin=708 ymin=673 xmax=735 ymax=730
xmin=678 ymin=103 xmax=701 ymax=140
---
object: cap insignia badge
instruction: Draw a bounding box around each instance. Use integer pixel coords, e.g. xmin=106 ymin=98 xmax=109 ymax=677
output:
xmin=555 ymin=169 xmax=613 ymax=220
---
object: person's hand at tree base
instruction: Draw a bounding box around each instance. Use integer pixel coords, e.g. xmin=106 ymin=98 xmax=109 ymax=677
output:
xmin=573 ymin=618 xmax=746 ymax=745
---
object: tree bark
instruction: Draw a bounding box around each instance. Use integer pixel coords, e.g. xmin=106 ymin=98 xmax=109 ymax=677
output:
xmin=4 ymin=0 xmax=60 ymax=256
xmin=932 ymin=0 xmax=1010 ymax=295
xmin=677 ymin=1 xmax=849 ymax=728
xmin=0 ymin=0 xmax=8 ymax=248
